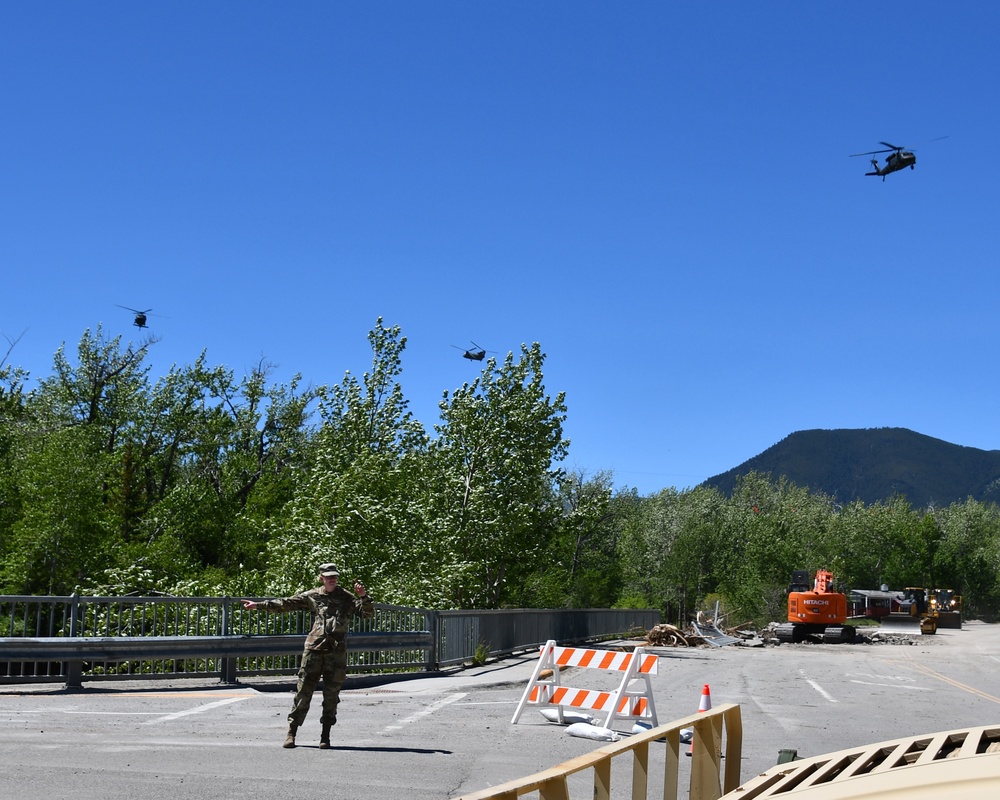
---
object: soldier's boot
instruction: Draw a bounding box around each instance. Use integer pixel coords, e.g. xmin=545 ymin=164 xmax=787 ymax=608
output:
xmin=319 ymin=722 xmax=332 ymax=749
xmin=283 ymin=723 xmax=298 ymax=749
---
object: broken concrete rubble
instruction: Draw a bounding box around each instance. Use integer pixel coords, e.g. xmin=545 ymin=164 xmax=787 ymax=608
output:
xmin=641 ymin=621 xmax=942 ymax=649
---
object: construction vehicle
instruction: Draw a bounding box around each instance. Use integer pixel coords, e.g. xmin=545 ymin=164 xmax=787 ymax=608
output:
xmin=930 ymin=588 xmax=962 ymax=629
xmin=882 ymin=587 xmax=938 ymax=634
xmin=775 ymin=569 xmax=858 ymax=644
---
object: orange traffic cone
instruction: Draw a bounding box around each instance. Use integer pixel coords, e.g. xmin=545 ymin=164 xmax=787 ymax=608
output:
xmin=687 ymin=684 xmax=712 ymax=756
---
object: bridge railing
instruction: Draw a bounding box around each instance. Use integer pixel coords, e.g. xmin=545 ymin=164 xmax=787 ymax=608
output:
xmin=0 ymin=594 xmax=659 ymax=688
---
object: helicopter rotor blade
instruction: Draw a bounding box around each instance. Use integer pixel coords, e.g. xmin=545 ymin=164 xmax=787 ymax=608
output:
xmin=904 ymin=135 xmax=949 ymax=148
xmin=849 ymin=148 xmax=893 ymax=157
xmin=877 ymin=137 xmax=947 ymax=152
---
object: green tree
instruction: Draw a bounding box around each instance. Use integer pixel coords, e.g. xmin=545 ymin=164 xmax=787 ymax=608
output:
xmin=0 ymin=328 xmax=153 ymax=593
xmin=0 ymin=336 xmax=30 ymax=572
xmin=37 ymin=327 xmax=154 ymax=438
xmin=163 ymin=359 xmax=318 ymax=576
xmin=524 ymin=469 xmax=617 ymax=608
xmin=935 ymin=500 xmax=1000 ymax=618
xmin=712 ymin=473 xmax=836 ymax=624
xmin=429 ymin=342 xmax=568 ymax=608
xmin=266 ymin=320 xmax=433 ymax=601
xmin=2 ymin=424 xmax=111 ymax=594
xmin=617 ymin=485 xmax=725 ymax=625
xmin=0 ymin=327 xmax=322 ymax=595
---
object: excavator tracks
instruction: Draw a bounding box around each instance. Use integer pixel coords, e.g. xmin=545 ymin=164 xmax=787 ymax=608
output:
xmin=822 ymin=625 xmax=857 ymax=643
xmin=774 ymin=623 xmax=857 ymax=644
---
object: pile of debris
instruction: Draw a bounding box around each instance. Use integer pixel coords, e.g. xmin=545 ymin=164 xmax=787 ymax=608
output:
xmin=642 ymin=619 xmax=944 ymax=649
xmin=645 ymin=623 xmax=700 ymax=647
xmin=644 ymin=619 xmax=755 ymax=648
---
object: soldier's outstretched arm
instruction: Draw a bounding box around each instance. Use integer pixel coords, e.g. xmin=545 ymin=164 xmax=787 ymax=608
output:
xmin=244 ymin=594 xmax=312 ymax=613
xmin=353 ymin=582 xmax=375 ymax=618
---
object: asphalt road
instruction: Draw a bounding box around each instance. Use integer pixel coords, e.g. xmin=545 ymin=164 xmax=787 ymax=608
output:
xmin=2 ymin=622 xmax=999 ymax=799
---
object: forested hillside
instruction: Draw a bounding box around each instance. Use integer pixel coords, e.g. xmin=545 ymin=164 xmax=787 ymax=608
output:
xmin=3 ymin=322 xmax=1000 ymax=625
xmin=703 ymin=428 xmax=1000 ymax=507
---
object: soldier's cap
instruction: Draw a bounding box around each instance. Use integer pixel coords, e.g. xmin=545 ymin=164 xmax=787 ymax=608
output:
xmin=318 ymin=563 xmax=340 ymax=577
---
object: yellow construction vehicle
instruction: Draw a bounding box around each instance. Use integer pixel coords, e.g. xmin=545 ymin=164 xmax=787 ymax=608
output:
xmin=902 ymin=587 xmax=938 ymax=634
xmin=881 ymin=587 xmax=937 ymax=634
xmin=930 ymin=588 xmax=962 ymax=629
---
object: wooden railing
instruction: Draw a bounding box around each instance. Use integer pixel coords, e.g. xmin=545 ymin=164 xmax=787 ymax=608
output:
xmin=453 ymin=703 xmax=743 ymax=800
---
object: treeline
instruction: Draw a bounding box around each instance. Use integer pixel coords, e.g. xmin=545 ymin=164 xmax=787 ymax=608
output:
xmin=616 ymin=478 xmax=1000 ymax=624
xmin=0 ymin=320 xmax=593 ymax=609
xmin=2 ymin=321 xmax=999 ymax=624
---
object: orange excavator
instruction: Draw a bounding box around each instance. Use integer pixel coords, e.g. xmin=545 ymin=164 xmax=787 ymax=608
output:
xmin=775 ymin=569 xmax=858 ymax=644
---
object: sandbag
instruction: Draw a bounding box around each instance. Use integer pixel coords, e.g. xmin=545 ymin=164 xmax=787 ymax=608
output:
xmin=565 ymin=722 xmax=620 ymax=742
xmin=539 ymin=708 xmax=596 ymax=725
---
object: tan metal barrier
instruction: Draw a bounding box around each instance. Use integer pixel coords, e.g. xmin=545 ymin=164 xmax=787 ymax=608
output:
xmin=727 ymin=723 xmax=1000 ymax=799
xmin=453 ymin=703 xmax=743 ymax=800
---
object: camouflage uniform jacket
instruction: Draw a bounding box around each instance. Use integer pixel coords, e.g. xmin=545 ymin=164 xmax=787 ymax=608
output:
xmin=258 ymin=586 xmax=375 ymax=652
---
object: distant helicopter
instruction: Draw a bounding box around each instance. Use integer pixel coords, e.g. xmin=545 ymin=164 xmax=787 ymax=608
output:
xmin=116 ymin=305 xmax=153 ymax=329
xmin=850 ymin=137 xmax=947 ymax=181
xmin=451 ymin=341 xmax=493 ymax=361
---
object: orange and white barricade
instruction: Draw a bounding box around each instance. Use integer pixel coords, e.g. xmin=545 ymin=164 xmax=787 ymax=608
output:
xmin=511 ymin=639 xmax=659 ymax=730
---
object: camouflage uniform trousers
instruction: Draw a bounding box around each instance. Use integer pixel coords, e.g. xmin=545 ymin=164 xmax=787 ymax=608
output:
xmin=288 ymin=641 xmax=348 ymax=728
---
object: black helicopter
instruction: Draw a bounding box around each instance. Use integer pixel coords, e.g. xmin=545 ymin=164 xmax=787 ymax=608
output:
xmin=850 ymin=137 xmax=947 ymax=181
xmin=452 ymin=341 xmax=491 ymax=361
xmin=116 ymin=305 xmax=153 ymax=329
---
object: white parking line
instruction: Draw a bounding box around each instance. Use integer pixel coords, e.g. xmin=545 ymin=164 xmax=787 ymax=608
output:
xmin=799 ymin=669 xmax=837 ymax=702
xmin=67 ymin=711 xmax=164 ymax=715
xmin=6 ymin=708 xmax=169 ymax=716
xmin=381 ymin=692 xmax=467 ymax=733
xmin=453 ymin=700 xmax=511 ymax=705
xmin=849 ymin=680 xmax=932 ymax=691
xmin=143 ymin=697 xmax=248 ymax=724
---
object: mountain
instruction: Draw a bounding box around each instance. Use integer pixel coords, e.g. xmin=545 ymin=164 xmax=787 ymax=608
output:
xmin=702 ymin=428 xmax=1000 ymax=507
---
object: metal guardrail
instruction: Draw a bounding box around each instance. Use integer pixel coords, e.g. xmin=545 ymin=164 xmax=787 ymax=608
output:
xmin=452 ymin=703 xmax=744 ymax=800
xmin=0 ymin=595 xmax=659 ymax=688
xmin=436 ymin=608 xmax=653 ymax=666
xmin=0 ymin=631 xmax=435 ymax=688
xmin=692 ymin=620 xmax=741 ymax=647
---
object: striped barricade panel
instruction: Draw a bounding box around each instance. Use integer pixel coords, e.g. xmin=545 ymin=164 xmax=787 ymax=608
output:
xmin=512 ymin=640 xmax=659 ymax=729
xmin=551 ymin=646 xmax=658 ymax=674
xmin=528 ymin=685 xmax=652 ymax=717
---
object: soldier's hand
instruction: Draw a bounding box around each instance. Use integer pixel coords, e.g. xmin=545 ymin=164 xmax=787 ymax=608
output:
xmin=354 ymin=581 xmax=368 ymax=598
xmin=241 ymin=599 xmax=257 ymax=610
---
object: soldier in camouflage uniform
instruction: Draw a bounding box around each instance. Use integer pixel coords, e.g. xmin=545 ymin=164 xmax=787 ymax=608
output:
xmin=242 ymin=563 xmax=374 ymax=748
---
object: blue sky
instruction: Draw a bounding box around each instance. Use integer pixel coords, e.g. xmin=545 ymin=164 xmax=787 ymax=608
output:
xmin=2 ymin=3 xmax=996 ymax=496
